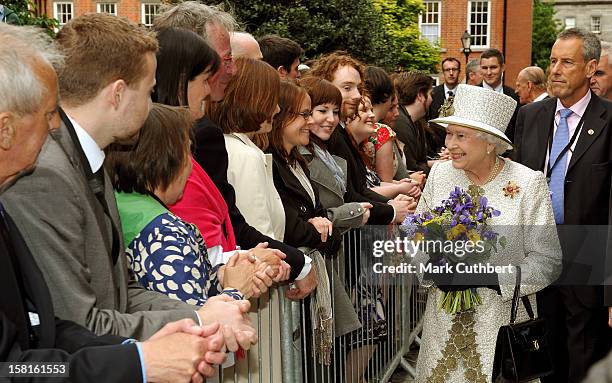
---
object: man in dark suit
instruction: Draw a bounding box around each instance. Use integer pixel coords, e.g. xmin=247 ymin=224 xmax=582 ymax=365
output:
xmin=429 ymin=57 xmax=461 ymax=119
xmin=514 ymin=66 xmax=549 ymax=105
xmin=480 ymin=48 xmax=521 ymax=141
xmin=153 ymin=2 xmax=317 ymax=298
xmin=1 ymin=14 xmax=257 ymax=350
xmin=514 ymin=28 xmax=612 ymax=383
xmin=0 ymin=23 xmax=228 ymax=383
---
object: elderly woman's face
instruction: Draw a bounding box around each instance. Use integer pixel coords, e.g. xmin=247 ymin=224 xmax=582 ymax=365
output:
xmin=445 ymin=125 xmax=490 ymax=171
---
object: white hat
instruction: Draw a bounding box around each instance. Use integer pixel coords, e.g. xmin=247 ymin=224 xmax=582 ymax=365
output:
xmin=429 ymin=84 xmax=517 ymax=149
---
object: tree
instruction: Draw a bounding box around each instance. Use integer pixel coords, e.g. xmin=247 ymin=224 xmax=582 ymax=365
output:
xmin=4 ymin=0 xmax=59 ymax=35
xmin=219 ymin=0 xmax=437 ymax=72
xmin=532 ymin=0 xmax=561 ymax=70
xmin=372 ymin=0 xmax=439 ymax=72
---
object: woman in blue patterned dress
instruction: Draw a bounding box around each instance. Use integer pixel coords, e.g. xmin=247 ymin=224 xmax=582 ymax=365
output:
xmin=106 ymin=104 xmax=259 ymax=306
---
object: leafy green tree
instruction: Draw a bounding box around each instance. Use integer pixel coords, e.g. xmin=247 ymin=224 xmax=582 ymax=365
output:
xmin=4 ymin=0 xmax=59 ymax=35
xmin=532 ymin=0 xmax=561 ymax=70
xmin=372 ymin=0 xmax=439 ymax=72
xmin=218 ymin=0 xmax=437 ymax=72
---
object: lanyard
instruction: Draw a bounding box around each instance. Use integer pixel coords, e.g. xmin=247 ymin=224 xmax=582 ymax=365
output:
xmin=546 ymin=118 xmax=584 ymax=176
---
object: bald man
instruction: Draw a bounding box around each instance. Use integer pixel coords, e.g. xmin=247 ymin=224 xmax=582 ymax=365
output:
xmin=230 ymin=31 xmax=262 ymax=60
xmin=515 ymin=66 xmax=549 ymax=104
xmin=591 ymin=41 xmax=612 ymax=100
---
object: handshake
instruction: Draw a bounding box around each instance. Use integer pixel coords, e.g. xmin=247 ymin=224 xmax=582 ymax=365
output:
xmin=143 ymin=294 xmax=257 ymax=383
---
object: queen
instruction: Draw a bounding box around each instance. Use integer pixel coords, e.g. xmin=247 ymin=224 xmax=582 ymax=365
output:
xmin=412 ymin=84 xmax=562 ymax=382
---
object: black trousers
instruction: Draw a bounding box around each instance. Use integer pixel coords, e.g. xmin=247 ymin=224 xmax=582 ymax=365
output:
xmin=538 ymin=286 xmax=612 ymax=383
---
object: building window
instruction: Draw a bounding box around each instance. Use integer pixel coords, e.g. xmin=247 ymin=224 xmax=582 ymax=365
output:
xmin=419 ymin=1 xmax=441 ymax=45
xmin=565 ymin=17 xmax=576 ymax=29
xmin=591 ymin=16 xmax=601 ymax=34
xmin=97 ymin=3 xmax=117 ymax=15
xmin=141 ymin=3 xmax=161 ymax=27
xmin=54 ymin=2 xmax=73 ymax=25
xmin=468 ymin=1 xmax=491 ymax=48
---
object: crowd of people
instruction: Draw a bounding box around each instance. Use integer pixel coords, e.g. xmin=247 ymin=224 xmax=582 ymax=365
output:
xmin=0 ymin=2 xmax=611 ymax=383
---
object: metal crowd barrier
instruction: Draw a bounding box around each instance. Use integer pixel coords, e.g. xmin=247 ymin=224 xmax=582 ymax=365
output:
xmin=215 ymin=227 xmax=429 ymax=382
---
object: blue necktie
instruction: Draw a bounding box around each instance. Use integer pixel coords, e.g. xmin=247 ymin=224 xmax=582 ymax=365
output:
xmin=549 ymin=108 xmax=572 ymax=224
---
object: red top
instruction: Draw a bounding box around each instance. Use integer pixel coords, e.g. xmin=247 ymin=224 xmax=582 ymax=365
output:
xmin=169 ymin=156 xmax=237 ymax=252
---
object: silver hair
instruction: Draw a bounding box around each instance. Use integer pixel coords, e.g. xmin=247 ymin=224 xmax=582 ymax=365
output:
xmin=0 ymin=24 xmax=63 ymax=116
xmin=466 ymin=58 xmax=480 ymax=77
xmin=153 ymin=1 xmax=238 ymax=41
xmin=600 ymin=41 xmax=611 ymax=60
xmin=557 ymin=28 xmax=601 ymax=62
xmin=474 ymin=131 xmax=509 ymax=155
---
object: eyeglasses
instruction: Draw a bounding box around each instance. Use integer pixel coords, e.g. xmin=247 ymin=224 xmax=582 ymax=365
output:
xmin=295 ymin=110 xmax=313 ymax=121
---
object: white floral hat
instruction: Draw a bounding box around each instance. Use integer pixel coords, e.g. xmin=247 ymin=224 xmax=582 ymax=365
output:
xmin=429 ymin=84 xmax=517 ymax=150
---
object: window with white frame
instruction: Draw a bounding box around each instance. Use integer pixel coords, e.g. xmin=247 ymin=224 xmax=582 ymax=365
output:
xmin=97 ymin=3 xmax=117 ymax=15
xmin=565 ymin=17 xmax=576 ymax=29
xmin=419 ymin=1 xmax=441 ymax=45
xmin=591 ymin=16 xmax=601 ymax=34
xmin=141 ymin=3 xmax=160 ymax=27
xmin=54 ymin=2 xmax=73 ymax=25
xmin=468 ymin=1 xmax=491 ymax=48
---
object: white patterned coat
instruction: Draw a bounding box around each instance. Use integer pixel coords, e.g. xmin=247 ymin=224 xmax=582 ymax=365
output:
xmin=413 ymin=160 xmax=561 ymax=383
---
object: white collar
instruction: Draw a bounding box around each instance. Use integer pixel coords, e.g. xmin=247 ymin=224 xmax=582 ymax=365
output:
xmin=533 ymin=92 xmax=549 ymax=102
xmin=443 ymin=84 xmax=457 ymax=98
xmin=67 ymin=115 xmax=105 ymax=173
xmin=482 ymin=81 xmax=504 ymax=93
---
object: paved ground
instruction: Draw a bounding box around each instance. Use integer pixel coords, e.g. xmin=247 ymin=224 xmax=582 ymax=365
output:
xmin=388 ymin=348 xmax=418 ymax=383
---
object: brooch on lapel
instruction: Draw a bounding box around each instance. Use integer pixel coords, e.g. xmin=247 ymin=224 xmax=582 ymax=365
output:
xmin=502 ymin=181 xmax=521 ymax=198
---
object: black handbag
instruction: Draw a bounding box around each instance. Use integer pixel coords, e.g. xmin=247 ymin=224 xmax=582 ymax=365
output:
xmin=492 ymin=267 xmax=554 ymax=382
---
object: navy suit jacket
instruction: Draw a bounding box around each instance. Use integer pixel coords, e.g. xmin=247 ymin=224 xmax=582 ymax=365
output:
xmin=513 ymin=92 xmax=612 ymax=306
xmin=0 ymin=208 xmax=141 ymax=382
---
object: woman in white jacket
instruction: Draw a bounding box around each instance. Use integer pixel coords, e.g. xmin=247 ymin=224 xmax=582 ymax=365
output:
xmin=208 ymin=58 xmax=284 ymax=241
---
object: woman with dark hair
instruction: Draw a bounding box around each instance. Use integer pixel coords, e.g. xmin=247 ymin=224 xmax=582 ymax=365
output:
xmin=267 ymin=80 xmax=369 ymax=255
xmin=107 ymin=104 xmax=258 ymax=305
xmin=153 ymin=31 xmax=288 ymax=283
xmin=267 ymin=80 xmax=371 ymax=368
xmin=308 ymin=52 xmax=415 ymax=224
xmin=208 ymin=57 xmax=286 ymax=243
xmin=153 ymin=27 xmax=220 ymax=120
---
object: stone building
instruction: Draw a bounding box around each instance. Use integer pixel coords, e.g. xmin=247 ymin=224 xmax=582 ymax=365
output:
xmin=547 ymin=0 xmax=612 ymax=42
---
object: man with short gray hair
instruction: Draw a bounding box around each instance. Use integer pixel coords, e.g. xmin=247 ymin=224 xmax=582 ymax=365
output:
xmin=515 ymin=27 xmax=612 ymax=383
xmin=0 ymin=23 xmax=228 ymax=383
xmin=466 ymin=58 xmax=482 ymax=86
xmin=154 ymin=1 xmax=238 ymax=102
xmin=2 ymin=14 xmax=257 ymax=356
xmin=591 ymin=41 xmax=612 ymax=100
xmin=153 ymin=1 xmax=316 ymax=297
xmin=515 ymin=66 xmax=548 ymax=104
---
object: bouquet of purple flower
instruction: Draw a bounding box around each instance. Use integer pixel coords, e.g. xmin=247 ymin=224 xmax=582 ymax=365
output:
xmin=402 ymin=185 xmax=506 ymax=314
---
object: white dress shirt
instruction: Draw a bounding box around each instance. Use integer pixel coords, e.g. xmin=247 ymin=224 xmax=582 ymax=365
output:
xmin=67 ymin=115 xmax=105 ymax=173
xmin=544 ymin=91 xmax=591 ymax=176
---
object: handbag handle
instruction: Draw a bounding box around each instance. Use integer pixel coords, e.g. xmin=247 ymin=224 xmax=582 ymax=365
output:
xmin=510 ymin=266 xmax=535 ymax=324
